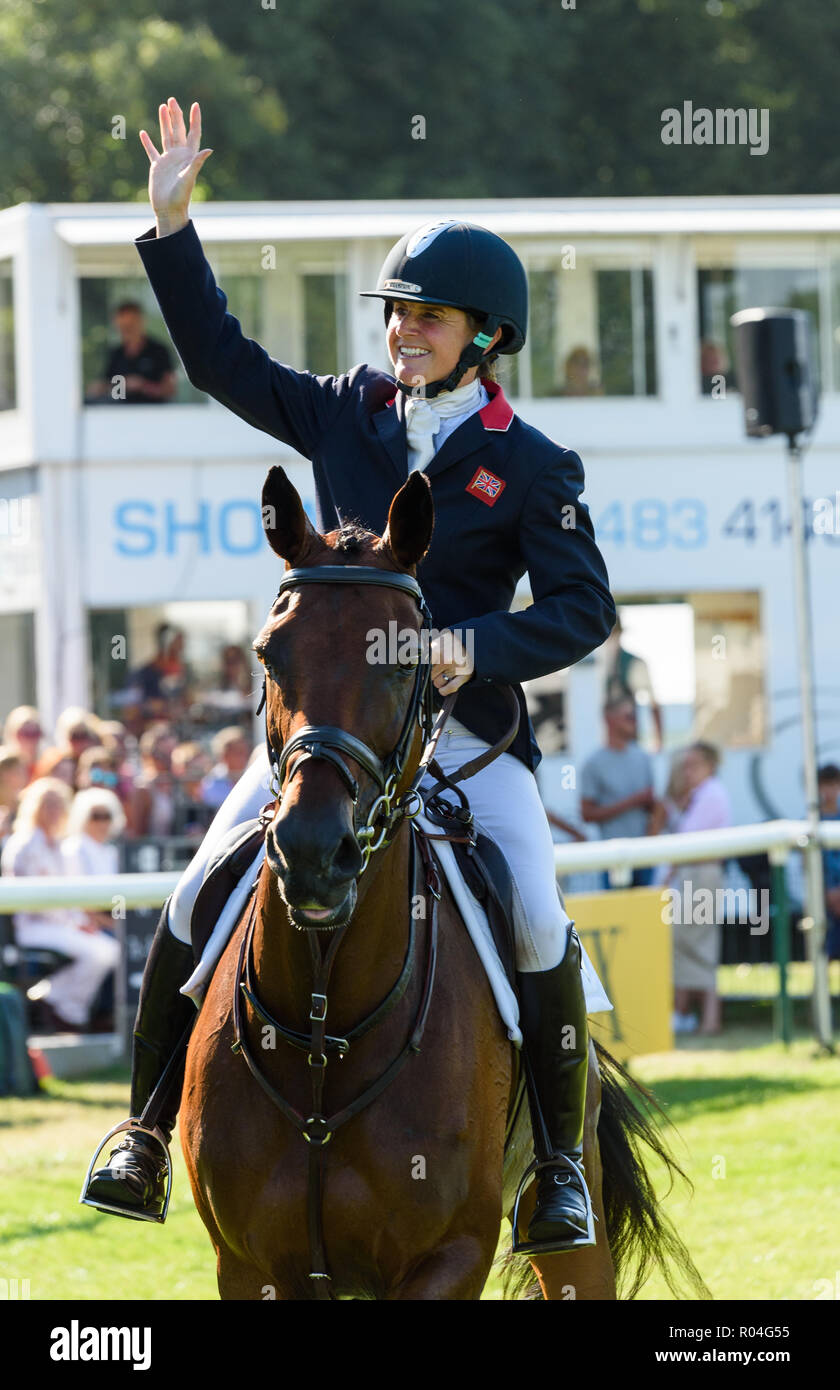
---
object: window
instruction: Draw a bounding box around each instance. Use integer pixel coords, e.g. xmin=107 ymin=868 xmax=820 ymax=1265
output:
xmin=79 ymin=274 xmax=263 ymax=406
xmin=88 ymin=600 xmax=257 ymax=741
xmin=302 ymin=272 xmax=348 ymax=376
xmin=0 ymin=259 xmax=16 ymax=411
xmin=697 ymin=265 xmax=821 ymax=396
xmin=0 ymin=612 xmax=35 ymax=717
xmin=509 ymin=259 xmax=657 ymax=399
xmin=602 ymin=593 xmax=766 ymax=752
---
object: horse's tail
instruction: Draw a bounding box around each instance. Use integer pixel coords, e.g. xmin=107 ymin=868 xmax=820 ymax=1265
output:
xmin=593 ymin=1040 xmax=710 ymax=1300
xmin=501 ymin=1040 xmax=710 ymax=1300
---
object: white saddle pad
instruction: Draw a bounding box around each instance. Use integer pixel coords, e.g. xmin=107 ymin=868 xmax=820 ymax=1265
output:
xmin=181 ymin=822 xmax=613 ymax=1042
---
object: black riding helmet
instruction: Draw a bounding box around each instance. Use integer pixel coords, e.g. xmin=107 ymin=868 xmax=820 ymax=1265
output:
xmin=360 ymin=219 xmax=528 ymax=397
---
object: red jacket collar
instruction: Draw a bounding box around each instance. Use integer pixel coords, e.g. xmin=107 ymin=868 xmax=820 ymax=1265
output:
xmin=384 ymin=377 xmax=514 ymax=432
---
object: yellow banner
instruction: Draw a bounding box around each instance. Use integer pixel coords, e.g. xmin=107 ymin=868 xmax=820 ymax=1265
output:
xmin=568 ymin=887 xmax=673 ymax=1061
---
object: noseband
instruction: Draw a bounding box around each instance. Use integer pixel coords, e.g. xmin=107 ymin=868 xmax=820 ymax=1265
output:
xmin=257 ymin=564 xmax=437 ymax=872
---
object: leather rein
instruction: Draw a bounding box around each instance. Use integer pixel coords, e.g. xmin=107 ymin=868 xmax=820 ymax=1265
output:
xmin=235 ymin=561 xmax=520 ymax=1297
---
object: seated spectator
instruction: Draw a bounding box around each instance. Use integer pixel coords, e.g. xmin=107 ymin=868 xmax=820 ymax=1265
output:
xmin=85 ymin=300 xmax=176 ymax=405
xmin=99 ymin=721 xmax=140 ymax=801
xmin=32 ymin=746 xmax=77 ymax=787
xmin=200 ymin=727 xmax=254 ymax=812
xmin=560 ymin=345 xmax=604 ymax=397
xmin=54 ymin=708 xmax=104 ymax=784
xmin=64 ymin=788 xmax=125 ymax=878
xmin=699 ymin=339 xmax=732 ymax=396
xmin=2 ymin=706 xmax=44 ymax=784
xmin=76 ymin=745 xmax=133 ymax=827
xmin=580 ymin=696 xmax=658 ymax=888
xmin=818 ymin=764 xmax=840 ymax=962
xmin=128 ymin=722 xmax=178 ymax=838
xmin=0 ymin=778 xmax=120 ymax=1032
xmin=124 ymin=623 xmax=192 ymax=727
xmin=201 ymin=643 xmax=256 ymax=720
xmin=657 ymin=742 xmax=732 ymax=1037
xmin=0 ymin=747 xmax=28 ymax=843
xmin=171 ymin=741 xmax=215 ymax=837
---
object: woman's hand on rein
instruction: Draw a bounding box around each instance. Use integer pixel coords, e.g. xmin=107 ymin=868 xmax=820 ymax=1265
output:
xmin=139 ymin=97 xmax=213 ymax=236
xmin=429 ymin=630 xmax=474 ymax=696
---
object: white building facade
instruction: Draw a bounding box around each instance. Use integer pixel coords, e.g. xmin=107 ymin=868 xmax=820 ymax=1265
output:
xmin=1 ymin=196 xmax=840 ymax=826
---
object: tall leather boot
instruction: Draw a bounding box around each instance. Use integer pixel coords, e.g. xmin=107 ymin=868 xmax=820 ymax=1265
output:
xmin=516 ymin=926 xmax=595 ymax=1253
xmin=81 ymin=900 xmax=196 ymax=1222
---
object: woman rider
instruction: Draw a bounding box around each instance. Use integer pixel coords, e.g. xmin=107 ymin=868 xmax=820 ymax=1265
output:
xmin=82 ymin=98 xmax=617 ymax=1255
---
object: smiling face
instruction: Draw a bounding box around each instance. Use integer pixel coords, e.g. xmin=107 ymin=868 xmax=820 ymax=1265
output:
xmin=386 ymin=300 xmax=499 ymax=391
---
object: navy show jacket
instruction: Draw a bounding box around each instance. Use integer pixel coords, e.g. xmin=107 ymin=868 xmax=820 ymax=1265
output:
xmin=135 ymin=220 xmax=616 ymax=773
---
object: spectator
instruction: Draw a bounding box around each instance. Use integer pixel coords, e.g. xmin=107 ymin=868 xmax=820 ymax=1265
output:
xmin=99 ymin=720 xmax=140 ymax=803
xmin=86 ymin=300 xmax=176 ymax=405
xmin=818 ymin=764 xmax=840 ymax=961
xmin=53 ymin=708 xmax=103 ymax=784
xmin=700 ymin=339 xmax=732 ymax=396
xmin=0 ymin=778 xmax=120 ymax=1032
xmin=128 ymin=722 xmax=177 ymax=837
xmin=601 ymin=616 xmax=663 ymax=752
xmin=171 ymin=741 xmax=215 ymax=837
xmin=32 ymin=747 xmax=77 ymax=786
xmin=125 ymin=623 xmax=192 ymax=727
xmin=200 ymin=727 xmax=254 ymax=812
xmin=659 ymin=742 xmax=732 ymax=1036
xmin=580 ymin=696 xmax=658 ymax=888
xmin=560 ymin=345 xmax=604 ymax=397
xmin=0 ymin=747 xmax=28 ymax=843
xmin=64 ymin=788 xmax=125 ymax=878
xmin=201 ymin=644 xmax=255 ymax=720
xmin=76 ymin=746 xmax=134 ymax=828
xmin=2 ymin=706 xmax=44 ymax=783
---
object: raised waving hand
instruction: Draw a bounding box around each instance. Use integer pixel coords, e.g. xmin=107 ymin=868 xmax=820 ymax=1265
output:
xmin=139 ymin=98 xmax=213 ymax=236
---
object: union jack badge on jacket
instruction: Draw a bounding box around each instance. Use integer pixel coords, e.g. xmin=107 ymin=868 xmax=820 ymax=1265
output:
xmin=466 ymin=466 xmax=506 ymax=506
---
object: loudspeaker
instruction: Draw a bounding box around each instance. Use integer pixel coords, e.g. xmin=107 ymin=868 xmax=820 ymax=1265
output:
xmin=729 ymin=307 xmax=819 ymax=438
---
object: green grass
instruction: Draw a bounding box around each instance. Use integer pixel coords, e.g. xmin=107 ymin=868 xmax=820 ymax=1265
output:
xmin=629 ymin=1028 xmax=840 ymax=1301
xmin=2 ymin=1028 xmax=838 ymax=1300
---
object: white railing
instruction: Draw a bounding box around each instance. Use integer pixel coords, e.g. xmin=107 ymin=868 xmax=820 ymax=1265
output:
xmin=553 ymin=817 xmax=840 ymax=877
xmin=1 ymin=818 xmax=836 ymax=1050
xmin=0 ymin=819 xmax=837 ymax=911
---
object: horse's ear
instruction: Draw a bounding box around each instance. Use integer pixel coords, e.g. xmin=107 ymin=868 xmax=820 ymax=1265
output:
xmin=262 ymin=465 xmax=320 ymax=563
xmin=380 ymin=472 xmax=434 ymax=570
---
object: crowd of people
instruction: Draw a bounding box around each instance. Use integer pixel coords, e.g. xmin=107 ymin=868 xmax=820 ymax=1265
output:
xmin=3 ymin=673 xmax=839 ymax=1041
xmin=557 ymin=689 xmax=840 ymax=1037
xmin=0 ymin=703 xmax=258 ymax=1033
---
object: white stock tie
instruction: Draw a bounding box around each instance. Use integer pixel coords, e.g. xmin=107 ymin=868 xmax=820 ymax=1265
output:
xmin=403 ymin=378 xmax=484 ymax=474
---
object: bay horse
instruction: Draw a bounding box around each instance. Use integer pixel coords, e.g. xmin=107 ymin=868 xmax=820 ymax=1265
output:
xmin=179 ymin=465 xmax=704 ymax=1301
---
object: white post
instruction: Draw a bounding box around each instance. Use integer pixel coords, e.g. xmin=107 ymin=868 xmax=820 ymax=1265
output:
xmin=785 ymin=436 xmax=833 ymax=1049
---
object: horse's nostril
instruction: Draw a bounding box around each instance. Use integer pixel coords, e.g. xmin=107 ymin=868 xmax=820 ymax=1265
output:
xmin=332 ymin=831 xmax=363 ymax=879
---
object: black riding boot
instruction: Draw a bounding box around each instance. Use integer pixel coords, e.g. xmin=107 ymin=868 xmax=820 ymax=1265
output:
xmin=516 ymin=927 xmax=595 ymax=1253
xmin=81 ymin=900 xmax=196 ymax=1222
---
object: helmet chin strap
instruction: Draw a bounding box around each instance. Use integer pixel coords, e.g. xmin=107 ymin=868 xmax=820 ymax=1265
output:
xmin=392 ymin=317 xmax=502 ymax=399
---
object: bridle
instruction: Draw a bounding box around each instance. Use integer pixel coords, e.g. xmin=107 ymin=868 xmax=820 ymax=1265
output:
xmin=256 ymin=563 xmax=440 ymax=874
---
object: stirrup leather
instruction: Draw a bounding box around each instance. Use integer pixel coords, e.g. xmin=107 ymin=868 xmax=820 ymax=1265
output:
xmin=78 ymin=1119 xmax=173 ymax=1225
xmin=510 ymin=1153 xmax=597 ymax=1256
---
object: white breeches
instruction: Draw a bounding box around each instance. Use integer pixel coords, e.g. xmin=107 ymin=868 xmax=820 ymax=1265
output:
xmin=167 ymin=721 xmax=571 ymax=973
xmin=15 ymin=918 xmax=121 ymax=1027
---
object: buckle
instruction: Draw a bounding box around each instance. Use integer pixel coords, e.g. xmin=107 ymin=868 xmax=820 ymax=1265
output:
xmin=310 ymin=992 xmax=328 ymax=1022
xmin=302 ymin=1115 xmax=332 ymax=1146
